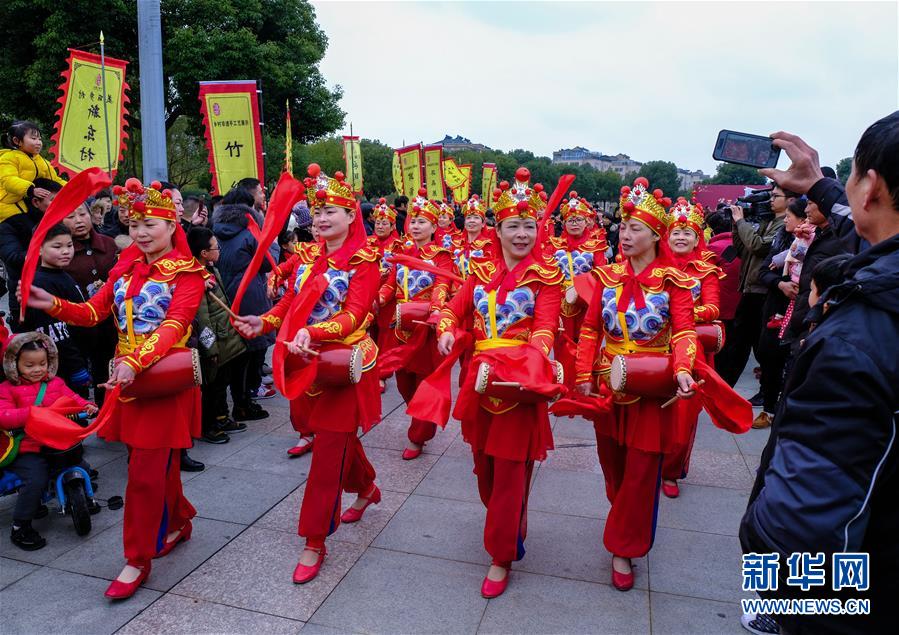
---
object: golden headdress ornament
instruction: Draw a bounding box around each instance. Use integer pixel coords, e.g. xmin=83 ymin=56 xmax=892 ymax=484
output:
xmin=492 ymin=167 xmax=547 ymax=222
xmin=667 ymin=197 xmax=705 ymax=236
xmin=303 ymin=163 xmax=355 ymax=210
xmin=409 ymin=188 xmax=440 ymax=225
xmin=112 ymin=178 xmax=177 ymax=222
xmin=619 ymin=176 xmax=671 ymax=236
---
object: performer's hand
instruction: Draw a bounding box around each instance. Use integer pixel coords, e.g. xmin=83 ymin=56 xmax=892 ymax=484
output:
xmin=233 ymin=315 xmax=263 ymax=338
xmin=576 ymin=382 xmax=592 ymax=396
xmin=100 ymin=363 xmax=136 ymax=390
xmin=204 ymin=277 xmax=217 ymax=290
xmin=18 ymin=282 xmax=54 ymax=310
xmin=437 ymin=331 xmax=455 ymax=356
xmin=759 ymin=131 xmax=824 ymax=195
xmin=287 ymin=328 xmax=312 ymax=356
xmin=676 ymin=372 xmax=697 ymax=399
xmin=84 ymin=403 xmax=99 ymax=416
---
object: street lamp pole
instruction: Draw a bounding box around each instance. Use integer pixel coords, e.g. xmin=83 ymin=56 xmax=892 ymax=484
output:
xmin=137 ymin=0 xmax=168 ymax=182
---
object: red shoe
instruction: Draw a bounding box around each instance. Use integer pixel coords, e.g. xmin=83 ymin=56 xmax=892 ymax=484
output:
xmin=340 ymin=485 xmax=381 ymax=524
xmin=293 ymin=546 xmax=327 ymax=584
xmin=662 ymin=481 xmax=680 ymax=499
xmin=154 ymin=521 xmax=192 ymax=559
xmin=402 ymin=446 xmax=422 ymax=461
xmin=287 ymin=437 xmax=314 ymax=457
xmin=481 ymin=567 xmax=510 ymax=598
xmin=611 ymin=561 xmax=634 ymax=591
xmin=105 ymin=562 xmax=151 ymax=600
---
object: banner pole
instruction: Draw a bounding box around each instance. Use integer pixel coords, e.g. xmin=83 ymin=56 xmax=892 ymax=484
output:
xmin=99 ymin=31 xmax=113 ymax=178
xmin=256 ymin=79 xmax=267 ymax=185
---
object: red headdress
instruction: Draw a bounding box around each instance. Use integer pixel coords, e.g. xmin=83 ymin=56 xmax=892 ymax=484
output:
xmin=408 ymin=188 xmax=440 ymax=225
xmin=666 ymin=196 xmax=708 ymax=261
xmin=112 ymin=178 xmax=178 ymax=222
xmin=491 ymin=167 xmax=547 ymax=223
xmin=303 ymin=163 xmax=355 ymax=210
xmin=462 ymin=194 xmax=487 ymax=219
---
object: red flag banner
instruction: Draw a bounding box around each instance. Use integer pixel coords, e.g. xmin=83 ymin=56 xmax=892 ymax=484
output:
xmin=198 ymin=81 xmax=265 ymax=195
xmin=50 ymin=49 xmax=130 ymax=178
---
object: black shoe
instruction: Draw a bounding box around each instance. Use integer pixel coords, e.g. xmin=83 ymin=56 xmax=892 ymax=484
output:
xmin=201 ymin=429 xmax=230 ymax=444
xmin=33 ymin=504 xmax=49 ymax=520
xmin=88 ymin=499 xmax=102 ymax=515
xmin=217 ymin=417 xmax=248 ymax=433
xmin=232 ymin=404 xmax=269 ymax=422
xmin=11 ymin=525 xmax=47 ymax=551
xmin=180 ymin=450 xmax=205 ymax=472
xmin=749 ymin=391 xmax=764 ymax=407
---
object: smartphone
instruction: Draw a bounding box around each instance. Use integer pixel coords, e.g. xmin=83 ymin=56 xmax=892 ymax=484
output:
xmin=713 ymin=130 xmax=781 ymax=169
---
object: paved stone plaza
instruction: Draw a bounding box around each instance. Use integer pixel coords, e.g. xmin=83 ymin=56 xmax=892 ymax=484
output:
xmin=1 ymin=366 xmax=765 ymax=634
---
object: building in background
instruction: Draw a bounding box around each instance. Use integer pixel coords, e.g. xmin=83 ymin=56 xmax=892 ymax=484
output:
xmin=434 ymin=135 xmax=491 ymax=153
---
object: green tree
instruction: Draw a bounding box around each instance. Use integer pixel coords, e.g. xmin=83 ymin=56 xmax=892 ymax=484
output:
xmin=836 ymin=157 xmax=852 ymax=184
xmin=637 ymin=160 xmax=680 ymax=198
xmin=707 ymin=162 xmax=765 ymax=185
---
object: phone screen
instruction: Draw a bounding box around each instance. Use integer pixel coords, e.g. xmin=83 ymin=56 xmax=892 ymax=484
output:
xmin=713 ymin=130 xmax=780 ymax=169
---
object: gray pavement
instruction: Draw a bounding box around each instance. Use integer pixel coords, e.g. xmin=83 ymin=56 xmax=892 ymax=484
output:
xmin=0 ymin=365 xmax=766 ymax=634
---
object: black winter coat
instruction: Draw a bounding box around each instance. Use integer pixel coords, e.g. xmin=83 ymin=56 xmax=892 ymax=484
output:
xmin=741 ymin=234 xmax=899 ymax=634
xmin=212 ymin=204 xmax=275 ymax=351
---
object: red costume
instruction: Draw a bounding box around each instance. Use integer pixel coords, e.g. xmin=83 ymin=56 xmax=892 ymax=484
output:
xmin=546 ymin=193 xmax=609 ymax=390
xmin=434 ymin=200 xmax=462 ymax=251
xmin=259 ymin=165 xmax=380 ymax=554
xmin=377 ymin=192 xmax=451 ymax=451
xmin=48 ymin=180 xmax=205 ymax=575
xmin=366 ymin=199 xmax=405 ymax=358
xmin=575 ymin=178 xmax=698 ymax=570
xmin=661 ymin=198 xmax=724 ymax=484
xmin=430 ymin=167 xmax=562 ymax=577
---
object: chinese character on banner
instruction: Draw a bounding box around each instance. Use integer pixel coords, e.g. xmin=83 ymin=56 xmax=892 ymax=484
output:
xmin=198 ymin=81 xmax=265 ymax=195
xmin=786 ymin=552 xmax=827 ymax=591
xmin=51 ymin=48 xmax=130 ymax=177
xmin=742 ymin=552 xmax=780 ymax=592
xmin=832 ymin=553 xmax=869 ymax=592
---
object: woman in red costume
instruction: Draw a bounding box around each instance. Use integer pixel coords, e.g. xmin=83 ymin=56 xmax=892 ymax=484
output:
xmin=432 ymin=167 xmax=562 ymax=598
xmin=234 ymin=165 xmax=381 ymax=584
xmin=366 ymin=198 xmax=404 ymax=393
xmin=660 ymin=197 xmax=724 ymax=498
xmin=546 ymin=192 xmax=609 ymax=389
xmin=575 ymin=177 xmax=699 ymax=591
xmin=377 ymin=190 xmax=451 ymax=460
xmin=434 ymin=200 xmax=462 ymax=250
xmin=25 ymin=180 xmax=206 ymax=599
xmin=451 ymin=195 xmax=497 ymax=280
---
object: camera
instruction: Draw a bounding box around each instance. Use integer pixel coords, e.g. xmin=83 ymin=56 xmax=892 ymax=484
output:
xmin=719 ymin=188 xmax=775 ymax=223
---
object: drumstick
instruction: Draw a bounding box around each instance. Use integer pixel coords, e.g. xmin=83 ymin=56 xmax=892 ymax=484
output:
xmin=412 ymin=320 xmax=435 ymax=327
xmin=206 ymin=290 xmax=240 ymax=320
xmin=277 ymin=340 xmax=321 ymax=357
xmin=661 ymin=380 xmax=706 ymax=408
xmin=491 ymin=381 xmax=522 ymax=388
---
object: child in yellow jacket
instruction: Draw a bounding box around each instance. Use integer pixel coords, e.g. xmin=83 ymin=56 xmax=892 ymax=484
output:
xmin=0 ymin=121 xmax=67 ymax=222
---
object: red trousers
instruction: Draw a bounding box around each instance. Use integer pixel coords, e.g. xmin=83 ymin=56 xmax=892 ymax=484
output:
xmin=594 ymin=434 xmax=662 ymax=559
xmin=662 ymin=397 xmax=703 ymax=481
xmin=298 ymin=431 xmax=376 ymax=546
xmin=396 ymin=370 xmax=437 ymax=445
xmin=124 ymin=447 xmax=195 ymax=564
xmin=472 ymin=451 xmax=534 ymax=566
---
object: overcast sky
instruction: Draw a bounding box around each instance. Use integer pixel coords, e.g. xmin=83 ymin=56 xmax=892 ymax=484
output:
xmin=312 ymin=0 xmax=898 ymax=175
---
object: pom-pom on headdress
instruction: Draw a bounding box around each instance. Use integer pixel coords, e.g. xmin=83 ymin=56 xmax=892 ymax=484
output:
xmin=559 ymin=191 xmax=592 ymax=221
xmin=619 ymin=177 xmax=671 ymax=236
xmin=462 ymin=194 xmax=486 ymax=218
xmin=667 ymin=197 xmax=705 ymax=237
xmin=492 ymin=167 xmax=548 ymax=223
xmin=303 ymin=163 xmax=355 ymax=210
xmin=372 ymin=197 xmax=397 ymax=222
xmin=112 ymin=178 xmax=177 ymax=222
xmin=408 ymin=188 xmax=440 ymax=225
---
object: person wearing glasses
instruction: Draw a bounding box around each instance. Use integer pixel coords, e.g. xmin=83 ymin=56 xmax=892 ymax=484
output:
xmin=715 ymin=183 xmax=795 ymax=403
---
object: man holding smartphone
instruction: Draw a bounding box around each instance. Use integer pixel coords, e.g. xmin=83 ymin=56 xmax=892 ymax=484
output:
xmin=716 ymin=185 xmax=794 ymax=401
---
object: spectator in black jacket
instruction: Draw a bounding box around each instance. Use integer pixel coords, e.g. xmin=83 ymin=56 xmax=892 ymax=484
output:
xmin=741 ymin=113 xmax=899 ymax=634
xmin=19 ymin=224 xmax=90 ymax=394
xmin=0 ymin=179 xmax=62 ymax=330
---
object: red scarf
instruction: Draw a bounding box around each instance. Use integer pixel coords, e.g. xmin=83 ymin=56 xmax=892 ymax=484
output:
xmin=617 ymin=259 xmax=660 ymax=314
xmin=484 ymin=253 xmax=536 ymax=304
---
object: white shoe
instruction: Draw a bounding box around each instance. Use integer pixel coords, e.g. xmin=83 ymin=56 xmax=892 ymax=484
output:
xmin=254 ymin=386 xmax=276 ymax=400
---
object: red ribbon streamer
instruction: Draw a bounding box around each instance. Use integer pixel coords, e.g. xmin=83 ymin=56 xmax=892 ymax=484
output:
xmin=19 ymin=168 xmax=111 ymax=321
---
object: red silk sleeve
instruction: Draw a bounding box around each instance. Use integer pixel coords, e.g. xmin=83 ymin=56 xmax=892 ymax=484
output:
xmin=529 ymin=282 xmax=561 ymax=356
xmin=306 ymin=261 xmax=378 ymax=342
xmin=47 ymin=276 xmax=116 ymax=327
xmin=118 ymin=271 xmax=205 ymax=373
xmin=437 ymin=275 xmax=475 ymax=337
xmin=428 ymin=251 xmax=453 ymax=313
xmin=694 ymin=274 xmax=721 ymax=323
xmin=668 ymin=283 xmax=698 ymax=376
xmin=575 ymin=282 xmax=604 ymax=384
xmin=378 ymin=264 xmax=397 ymax=307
